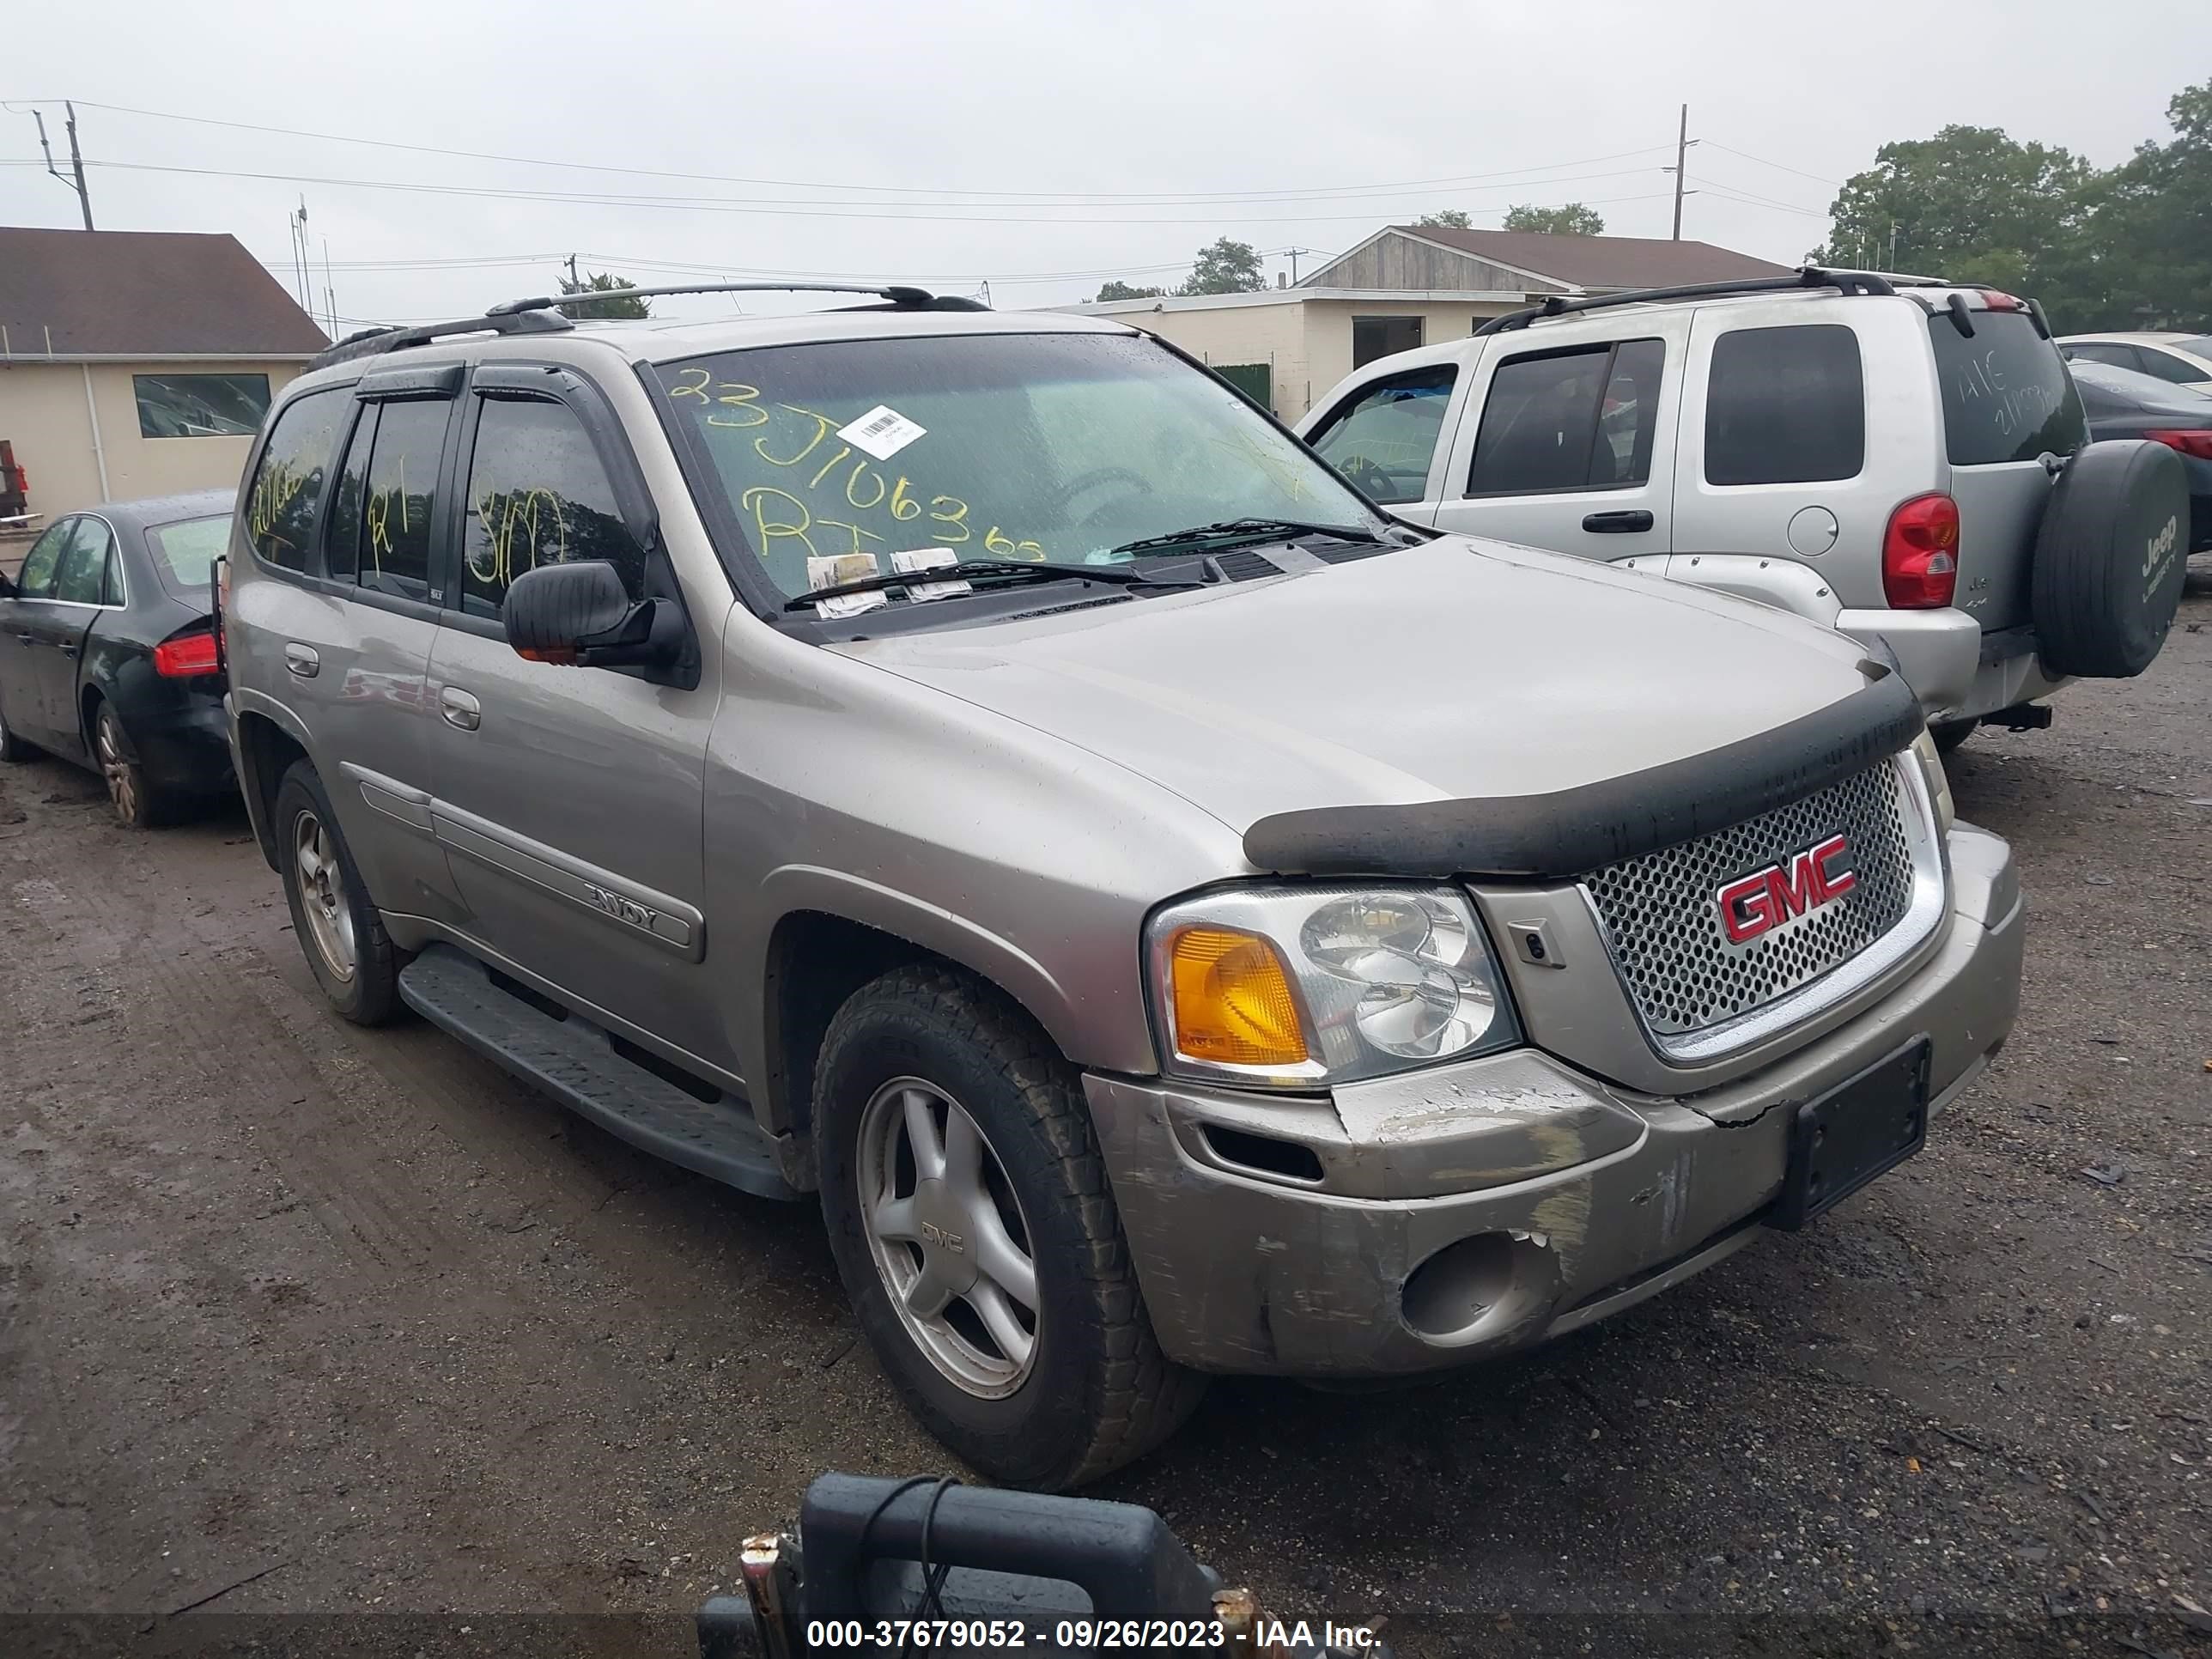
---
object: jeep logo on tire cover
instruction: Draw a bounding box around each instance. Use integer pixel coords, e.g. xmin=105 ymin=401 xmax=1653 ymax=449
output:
xmin=2144 ymin=513 xmax=2179 ymax=597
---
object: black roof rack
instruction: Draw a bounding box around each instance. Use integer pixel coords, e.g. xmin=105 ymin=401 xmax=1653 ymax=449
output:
xmin=1474 ymin=266 xmax=1903 ymax=337
xmin=309 ymin=281 xmax=988 ymax=371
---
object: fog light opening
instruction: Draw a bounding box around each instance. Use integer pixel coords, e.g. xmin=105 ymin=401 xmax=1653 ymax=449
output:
xmin=1200 ymin=1124 xmax=1325 ymax=1184
xmin=1400 ymin=1231 xmax=1549 ymax=1342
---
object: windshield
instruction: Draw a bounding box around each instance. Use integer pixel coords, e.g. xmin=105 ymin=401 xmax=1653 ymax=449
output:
xmin=1925 ymin=311 xmax=2087 ymax=465
xmin=145 ymin=514 xmax=231 ymax=599
xmin=655 ymin=330 xmax=1384 ymax=603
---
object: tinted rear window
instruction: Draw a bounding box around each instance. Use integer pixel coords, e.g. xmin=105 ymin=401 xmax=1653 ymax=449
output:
xmin=146 ymin=515 xmax=230 ymax=599
xmin=1927 ymin=312 xmax=2087 ymax=465
xmin=1704 ymin=325 xmax=1865 ymax=486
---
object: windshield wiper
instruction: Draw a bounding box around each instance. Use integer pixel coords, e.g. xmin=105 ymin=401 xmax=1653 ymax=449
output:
xmin=1109 ymin=517 xmax=1389 ymax=558
xmin=784 ymin=559 xmax=1186 ymax=612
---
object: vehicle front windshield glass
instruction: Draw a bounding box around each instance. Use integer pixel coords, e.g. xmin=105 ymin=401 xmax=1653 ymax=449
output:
xmin=654 ymin=330 xmax=1385 ymax=603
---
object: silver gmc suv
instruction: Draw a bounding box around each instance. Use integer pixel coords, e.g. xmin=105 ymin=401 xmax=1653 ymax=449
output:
xmin=221 ymin=283 xmax=2025 ymax=1489
xmin=1299 ymin=270 xmax=2191 ymax=754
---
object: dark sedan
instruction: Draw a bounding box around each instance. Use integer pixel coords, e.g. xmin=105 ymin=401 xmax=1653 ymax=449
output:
xmin=0 ymin=489 xmax=235 ymax=827
xmin=2065 ymin=358 xmax=2212 ymax=552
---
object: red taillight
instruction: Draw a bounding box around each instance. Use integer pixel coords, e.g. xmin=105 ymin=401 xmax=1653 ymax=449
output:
xmin=1882 ymin=492 xmax=1960 ymax=609
xmin=153 ymin=629 xmax=222 ymax=678
xmin=2144 ymin=428 xmax=2212 ymax=460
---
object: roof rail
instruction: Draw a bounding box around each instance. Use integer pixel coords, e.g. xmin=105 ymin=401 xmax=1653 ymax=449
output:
xmin=485 ymin=280 xmax=986 ymax=315
xmin=1473 ymin=266 xmax=1900 ymax=337
xmin=307 ymin=308 xmax=574 ymax=370
xmin=309 ymin=280 xmax=990 ymax=372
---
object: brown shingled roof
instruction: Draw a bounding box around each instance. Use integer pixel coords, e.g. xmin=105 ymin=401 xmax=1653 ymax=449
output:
xmin=0 ymin=227 xmax=328 ymax=357
xmin=1381 ymin=225 xmax=1794 ymax=290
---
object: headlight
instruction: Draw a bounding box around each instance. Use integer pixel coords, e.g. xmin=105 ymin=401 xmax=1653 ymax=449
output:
xmin=1911 ymin=729 xmax=1955 ymax=836
xmin=1145 ymin=884 xmax=1521 ymax=1089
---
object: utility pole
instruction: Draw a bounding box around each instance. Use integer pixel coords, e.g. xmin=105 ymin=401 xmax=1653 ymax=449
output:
xmin=566 ymin=253 xmax=581 ymax=291
xmin=1887 ymin=219 xmax=1899 ymax=271
xmin=1281 ymin=246 xmax=1320 ymax=283
xmin=33 ymin=104 xmax=95 ymax=229
xmin=1670 ymin=104 xmax=1690 ymax=240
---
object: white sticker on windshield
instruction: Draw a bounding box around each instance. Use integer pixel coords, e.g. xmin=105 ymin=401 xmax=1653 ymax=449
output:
xmin=805 ymin=552 xmax=888 ymax=619
xmin=836 ymin=404 xmax=927 ymax=462
xmin=890 ymin=546 xmax=971 ymax=603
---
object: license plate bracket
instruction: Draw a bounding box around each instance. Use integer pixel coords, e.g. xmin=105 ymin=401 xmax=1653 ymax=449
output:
xmin=1769 ymin=1038 xmax=1931 ymax=1231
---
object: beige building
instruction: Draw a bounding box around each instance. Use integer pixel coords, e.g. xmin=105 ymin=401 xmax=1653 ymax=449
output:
xmin=1 ymin=227 xmax=326 ymax=565
xmin=1063 ymin=286 xmax=1529 ymax=423
xmin=1059 ymin=222 xmax=1791 ymax=423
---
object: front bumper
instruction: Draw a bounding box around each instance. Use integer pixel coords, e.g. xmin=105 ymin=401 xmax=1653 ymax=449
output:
xmin=1086 ymin=823 xmax=2022 ymax=1377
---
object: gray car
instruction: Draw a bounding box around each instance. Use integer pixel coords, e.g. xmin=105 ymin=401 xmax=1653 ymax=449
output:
xmin=222 ymin=284 xmax=2024 ymax=1488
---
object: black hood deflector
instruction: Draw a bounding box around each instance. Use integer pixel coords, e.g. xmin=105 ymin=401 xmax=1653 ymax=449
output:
xmin=1242 ymin=669 xmax=1924 ymax=881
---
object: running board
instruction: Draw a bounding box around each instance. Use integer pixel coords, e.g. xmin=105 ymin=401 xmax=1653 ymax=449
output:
xmin=397 ymin=944 xmax=799 ymax=1201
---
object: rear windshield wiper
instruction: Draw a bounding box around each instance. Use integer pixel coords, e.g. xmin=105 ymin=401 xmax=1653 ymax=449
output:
xmin=784 ymin=559 xmax=1188 ymax=612
xmin=1109 ymin=517 xmax=1389 ymax=558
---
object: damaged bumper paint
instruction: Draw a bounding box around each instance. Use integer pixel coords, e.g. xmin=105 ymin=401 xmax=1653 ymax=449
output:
xmin=1084 ymin=823 xmax=2023 ymax=1377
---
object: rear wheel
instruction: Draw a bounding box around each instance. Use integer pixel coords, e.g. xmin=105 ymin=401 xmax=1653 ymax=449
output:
xmin=274 ymin=760 xmax=401 ymax=1025
xmin=1929 ymin=717 xmax=1978 ymax=757
xmin=816 ymin=965 xmax=1205 ymax=1489
xmin=94 ymin=702 xmax=177 ymax=830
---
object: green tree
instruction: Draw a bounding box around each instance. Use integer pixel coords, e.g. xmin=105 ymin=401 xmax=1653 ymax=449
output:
xmin=2092 ymin=81 xmax=2212 ymax=330
xmin=1416 ymin=209 xmax=1473 ymax=229
xmin=1808 ymin=125 xmax=2096 ymax=309
xmin=556 ymin=270 xmax=652 ymax=319
xmin=1092 ymin=279 xmax=1167 ymax=301
xmin=1501 ymin=203 xmax=1605 ymax=235
xmin=1177 ymin=237 xmax=1267 ymax=295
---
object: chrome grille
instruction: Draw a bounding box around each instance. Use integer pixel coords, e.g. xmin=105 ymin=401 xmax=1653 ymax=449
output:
xmin=1581 ymin=762 xmax=1919 ymax=1042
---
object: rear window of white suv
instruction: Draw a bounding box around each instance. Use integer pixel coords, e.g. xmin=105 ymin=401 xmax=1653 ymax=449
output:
xmin=1927 ymin=310 xmax=2087 ymax=466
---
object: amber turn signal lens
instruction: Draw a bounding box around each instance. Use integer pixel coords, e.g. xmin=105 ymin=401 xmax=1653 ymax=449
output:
xmin=1167 ymin=927 xmax=1309 ymax=1066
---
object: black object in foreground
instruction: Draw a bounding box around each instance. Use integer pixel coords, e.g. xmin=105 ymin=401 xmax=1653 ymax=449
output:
xmin=698 ymin=1472 xmax=1395 ymax=1657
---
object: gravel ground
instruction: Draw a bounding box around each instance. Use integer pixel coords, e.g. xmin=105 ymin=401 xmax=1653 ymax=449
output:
xmin=3 ymin=569 xmax=2208 ymax=1658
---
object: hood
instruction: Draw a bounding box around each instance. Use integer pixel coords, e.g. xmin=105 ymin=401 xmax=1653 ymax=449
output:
xmin=837 ymin=537 xmax=1879 ymax=836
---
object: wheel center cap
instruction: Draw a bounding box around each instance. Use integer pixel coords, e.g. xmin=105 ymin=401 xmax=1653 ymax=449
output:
xmin=910 ymin=1178 xmax=980 ymax=1294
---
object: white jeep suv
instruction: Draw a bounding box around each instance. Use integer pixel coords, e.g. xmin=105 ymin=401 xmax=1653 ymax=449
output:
xmin=1300 ymin=270 xmax=2189 ymax=751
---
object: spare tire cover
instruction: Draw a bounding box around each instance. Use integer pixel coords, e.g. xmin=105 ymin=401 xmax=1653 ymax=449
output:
xmin=2031 ymin=439 xmax=2190 ymax=678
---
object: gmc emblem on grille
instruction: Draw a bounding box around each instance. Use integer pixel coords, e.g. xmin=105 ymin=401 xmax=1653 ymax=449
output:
xmin=1717 ymin=835 xmax=1856 ymax=945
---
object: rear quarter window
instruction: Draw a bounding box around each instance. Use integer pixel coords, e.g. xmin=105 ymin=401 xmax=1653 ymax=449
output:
xmin=244 ymin=388 xmax=348 ymax=570
xmin=1927 ymin=312 xmax=2087 ymax=465
xmin=1704 ymin=325 xmax=1865 ymax=486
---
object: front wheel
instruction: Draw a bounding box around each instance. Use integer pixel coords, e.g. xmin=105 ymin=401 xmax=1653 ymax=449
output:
xmin=274 ymin=760 xmax=401 ymax=1024
xmin=816 ymin=965 xmax=1205 ymax=1489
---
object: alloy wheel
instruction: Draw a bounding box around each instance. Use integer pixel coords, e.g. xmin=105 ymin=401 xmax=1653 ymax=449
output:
xmin=95 ymin=712 xmax=139 ymax=825
xmin=293 ymin=810 xmax=358 ymax=981
xmin=857 ymin=1077 xmax=1041 ymax=1398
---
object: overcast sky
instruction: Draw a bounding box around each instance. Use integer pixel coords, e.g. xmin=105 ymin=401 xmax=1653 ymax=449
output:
xmin=7 ymin=0 xmax=2209 ymax=331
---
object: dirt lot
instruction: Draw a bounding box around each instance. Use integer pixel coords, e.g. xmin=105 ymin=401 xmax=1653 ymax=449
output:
xmin=3 ymin=573 xmax=2209 ymax=1658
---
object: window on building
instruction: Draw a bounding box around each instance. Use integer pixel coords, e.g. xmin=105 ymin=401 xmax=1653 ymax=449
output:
xmin=356 ymin=398 xmax=449 ymax=601
xmin=1352 ymin=316 xmax=1425 ymax=369
xmin=243 ymin=388 xmax=346 ymax=571
xmin=1308 ymin=365 xmax=1458 ymax=504
xmin=1705 ymin=325 xmax=1866 ymax=485
xmin=134 ymin=374 xmax=272 ymax=439
xmin=460 ymin=396 xmax=643 ymax=620
xmin=1466 ymin=338 xmax=1666 ymax=496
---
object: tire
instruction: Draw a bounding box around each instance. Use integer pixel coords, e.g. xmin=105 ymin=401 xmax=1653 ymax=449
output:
xmin=0 ymin=684 xmax=35 ymax=763
xmin=92 ymin=701 xmax=179 ymax=830
xmin=2031 ymin=439 xmax=2191 ymax=678
xmin=273 ymin=759 xmax=401 ymax=1025
xmin=815 ymin=964 xmax=1206 ymax=1490
xmin=1929 ymin=716 xmax=1978 ymax=757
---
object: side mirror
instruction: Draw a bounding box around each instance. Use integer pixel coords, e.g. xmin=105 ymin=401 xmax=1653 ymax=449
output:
xmin=501 ymin=561 xmax=683 ymax=671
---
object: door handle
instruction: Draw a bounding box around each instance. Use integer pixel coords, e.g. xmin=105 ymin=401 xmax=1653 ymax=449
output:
xmin=14 ymin=633 xmax=33 ymax=647
xmin=283 ymin=642 xmax=320 ymax=678
xmin=59 ymin=644 xmax=77 ymax=659
xmin=440 ymin=686 xmax=482 ymax=732
xmin=1582 ymin=509 xmax=1656 ymax=533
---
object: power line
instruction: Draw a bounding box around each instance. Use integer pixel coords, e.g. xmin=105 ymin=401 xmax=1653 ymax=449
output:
xmin=1700 ymin=140 xmax=1842 ymax=189
xmin=15 ymin=96 xmax=1679 ymax=206
xmin=76 ymin=155 xmax=1675 ymax=225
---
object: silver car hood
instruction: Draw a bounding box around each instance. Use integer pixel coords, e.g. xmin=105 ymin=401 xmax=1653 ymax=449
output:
xmin=837 ymin=537 xmax=1876 ymax=835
